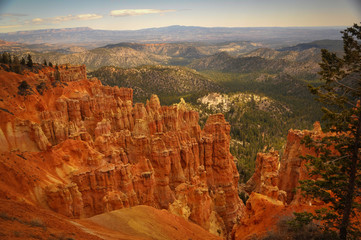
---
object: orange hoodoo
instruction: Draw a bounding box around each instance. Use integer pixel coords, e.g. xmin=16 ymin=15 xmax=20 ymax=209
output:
xmin=0 ymin=65 xmax=244 ymax=238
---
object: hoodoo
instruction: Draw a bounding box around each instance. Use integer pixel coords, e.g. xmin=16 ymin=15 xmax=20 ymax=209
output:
xmin=0 ymin=64 xmax=244 ymax=238
xmin=233 ymin=123 xmax=327 ymax=239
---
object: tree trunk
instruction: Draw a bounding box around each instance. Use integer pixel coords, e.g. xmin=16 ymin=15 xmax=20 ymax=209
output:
xmin=339 ymin=109 xmax=361 ymax=240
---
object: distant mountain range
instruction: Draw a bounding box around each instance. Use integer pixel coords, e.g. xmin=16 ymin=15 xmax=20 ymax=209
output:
xmin=278 ymin=39 xmax=344 ymax=53
xmin=0 ymin=29 xmax=343 ymax=82
xmin=190 ymin=48 xmax=321 ymax=79
xmin=7 ymin=41 xmax=322 ymax=76
xmin=0 ymin=25 xmax=344 ymax=46
xmin=6 ymin=41 xmax=261 ymax=70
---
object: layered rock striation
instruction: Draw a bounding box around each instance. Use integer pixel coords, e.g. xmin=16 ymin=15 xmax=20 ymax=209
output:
xmin=244 ymin=122 xmax=324 ymax=205
xmin=233 ymin=122 xmax=325 ymax=239
xmin=277 ymin=122 xmax=324 ymax=204
xmin=0 ymin=65 xmax=244 ymax=237
xmin=244 ymin=150 xmax=286 ymax=203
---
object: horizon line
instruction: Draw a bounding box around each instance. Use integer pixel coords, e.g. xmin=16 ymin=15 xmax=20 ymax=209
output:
xmin=0 ymin=24 xmax=349 ymax=34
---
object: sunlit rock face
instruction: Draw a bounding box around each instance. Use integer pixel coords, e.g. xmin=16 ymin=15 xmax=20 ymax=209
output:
xmin=233 ymin=122 xmax=327 ymax=239
xmin=0 ymin=65 xmax=244 ymax=237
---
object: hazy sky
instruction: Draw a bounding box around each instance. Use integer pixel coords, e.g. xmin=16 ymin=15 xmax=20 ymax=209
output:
xmin=0 ymin=0 xmax=360 ymax=33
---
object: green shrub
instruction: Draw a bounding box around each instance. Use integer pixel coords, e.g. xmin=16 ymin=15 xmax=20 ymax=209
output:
xmin=36 ymin=82 xmax=47 ymax=95
xmin=261 ymin=215 xmax=340 ymax=240
xmin=18 ymin=80 xmax=33 ymax=96
xmin=28 ymin=218 xmax=47 ymax=231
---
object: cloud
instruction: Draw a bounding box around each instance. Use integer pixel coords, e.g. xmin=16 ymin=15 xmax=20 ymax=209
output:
xmin=32 ymin=18 xmax=43 ymax=23
xmin=110 ymin=9 xmax=175 ymax=17
xmin=0 ymin=13 xmax=28 ymax=23
xmin=0 ymin=13 xmax=28 ymax=17
xmin=31 ymin=13 xmax=103 ymax=24
xmin=0 ymin=24 xmax=22 ymax=29
xmin=76 ymin=14 xmax=103 ymax=20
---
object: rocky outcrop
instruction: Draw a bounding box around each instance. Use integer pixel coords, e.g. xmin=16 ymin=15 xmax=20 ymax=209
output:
xmin=21 ymin=64 xmax=87 ymax=84
xmin=278 ymin=122 xmax=323 ymax=204
xmin=244 ymin=122 xmax=323 ymax=206
xmin=244 ymin=150 xmax=286 ymax=203
xmin=232 ymin=122 xmax=325 ymax=239
xmin=232 ymin=192 xmax=286 ymax=240
xmin=0 ymin=67 xmax=244 ymax=237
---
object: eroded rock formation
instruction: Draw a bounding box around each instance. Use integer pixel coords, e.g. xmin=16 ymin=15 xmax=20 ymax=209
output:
xmin=0 ymin=65 xmax=244 ymax=237
xmin=233 ymin=122 xmax=325 ymax=239
xmin=277 ymin=122 xmax=323 ymax=204
xmin=244 ymin=122 xmax=323 ymax=206
xmin=244 ymin=150 xmax=286 ymax=203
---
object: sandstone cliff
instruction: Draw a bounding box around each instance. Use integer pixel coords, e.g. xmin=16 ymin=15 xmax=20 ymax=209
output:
xmin=244 ymin=122 xmax=324 ymax=205
xmin=0 ymin=65 xmax=244 ymax=237
xmin=233 ymin=122 xmax=325 ymax=239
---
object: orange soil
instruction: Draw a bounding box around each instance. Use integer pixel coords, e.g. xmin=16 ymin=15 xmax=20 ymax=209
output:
xmin=0 ymin=198 xmax=221 ymax=240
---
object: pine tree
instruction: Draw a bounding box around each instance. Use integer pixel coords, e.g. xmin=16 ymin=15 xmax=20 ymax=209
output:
xmin=298 ymin=23 xmax=361 ymax=240
xmin=12 ymin=56 xmax=21 ymax=74
xmin=48 ymin=62 xmax=53 ymax=67
xmin=2 ymin=52 xmax=10 ymax=64
xmin=20 ymin=57 xmax=26 ymax=65
xmin=55 ymin=69 xmax=61 ymax=81
xmin=27 ymin=54 xmax=33 ymax=68
xmin=43 ymin=59 xmax=47 ymax=66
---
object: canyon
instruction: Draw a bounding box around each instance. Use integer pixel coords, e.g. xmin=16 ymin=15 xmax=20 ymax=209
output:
xmin=0 ymin=64 xmax=333 ymax=239
xmin=0 ymin=64 xmax=243 ymax=239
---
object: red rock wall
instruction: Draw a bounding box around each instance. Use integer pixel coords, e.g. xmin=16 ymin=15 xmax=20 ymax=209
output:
xmin=233 ymin=123 xmax=325 ymax=239
xmin=0 ymin=68 xmax=244 ymax=236
xmin=278 ymin=122 xmax=323 ymax=204
xmin=244 ymin=150 xmax=286 ymax=203
xmin=244 ymin=122 xmax=324 ymax=205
